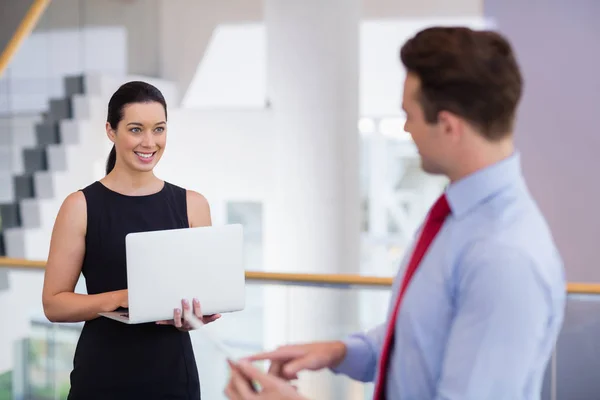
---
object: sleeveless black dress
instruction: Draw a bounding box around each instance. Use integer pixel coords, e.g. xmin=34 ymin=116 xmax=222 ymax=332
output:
xmin=67 ymin=181 xmax=201 ymax=399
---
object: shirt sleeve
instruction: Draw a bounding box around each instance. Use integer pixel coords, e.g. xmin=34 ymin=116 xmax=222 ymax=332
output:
xmin=330 ymin=323 xmax=387 ymax=382
xmin=435 ymin=240 xmax=557 ymax=400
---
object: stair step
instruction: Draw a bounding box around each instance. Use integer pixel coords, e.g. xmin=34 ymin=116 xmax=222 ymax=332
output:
xmin=0 ymin=203 xmax=21 ymax=230
xmin=35 ymin=122 xmax=61 ymax=146
xmin=13 ymin=175 xmax=35 ymax=200
xmin=46 ymin=98 xmax=73 ymax=122
xmin=0 ymin=173 xmax=14 ymax=203
xmin=32 ymin=171 xmax=54 ymax=199
xmin=23 ymin=148 xmax=48 ymax=174
xmin=64 ymin=75 xmax=85 ymax=97
xmin=19 ymin=199 xmax=41 ymax=229
xmin=0 ymin=146 xmax=23 ymax=174
xmin=0 ymin=116 xmax=39 ymax=147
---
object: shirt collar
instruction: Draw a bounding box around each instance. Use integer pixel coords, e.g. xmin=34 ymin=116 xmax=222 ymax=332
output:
xmin=445 ymin=152 xmax=524 ymax=218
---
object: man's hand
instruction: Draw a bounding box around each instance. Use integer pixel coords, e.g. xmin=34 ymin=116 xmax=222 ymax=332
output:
xmin=225 ymin=360 xmax=308 ymax=400
xmin=244 ymin=341 xmax=347 ymax=380
xmin=156 ymin=298 xmax=221 ymax=331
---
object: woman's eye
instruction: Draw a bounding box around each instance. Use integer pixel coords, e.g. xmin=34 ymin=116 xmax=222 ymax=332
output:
xmin=131 ymin=127 xmax=141 ymax=133
xmin=155 ymin=127 xmax=165 ymax=133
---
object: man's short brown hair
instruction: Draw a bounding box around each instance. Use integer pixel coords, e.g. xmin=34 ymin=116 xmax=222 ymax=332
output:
xmin=400 ymin=26 xmax=523 ymax=141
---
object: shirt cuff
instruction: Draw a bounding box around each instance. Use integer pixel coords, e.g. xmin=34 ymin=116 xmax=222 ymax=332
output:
xmin=330 ymin=335 xmax=377 ymax=382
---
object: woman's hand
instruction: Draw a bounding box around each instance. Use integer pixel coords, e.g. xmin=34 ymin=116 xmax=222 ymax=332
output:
xmin=156 ymin=298 xmax=221 ymax=331
xmin=110 ymin=289 xmax=128 ymax=310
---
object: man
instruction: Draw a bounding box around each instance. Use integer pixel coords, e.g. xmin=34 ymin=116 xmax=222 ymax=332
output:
xmin=225 ymin=26 xmax=566 ymax=400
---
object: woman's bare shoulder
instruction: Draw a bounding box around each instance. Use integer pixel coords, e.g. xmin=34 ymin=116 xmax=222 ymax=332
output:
xmin=186 ymin=190 xmax=211 ymax=227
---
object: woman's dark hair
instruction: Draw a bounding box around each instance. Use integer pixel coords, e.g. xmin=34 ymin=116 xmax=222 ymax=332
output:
xmin=105 ymin=81 xmax=168 ymax=175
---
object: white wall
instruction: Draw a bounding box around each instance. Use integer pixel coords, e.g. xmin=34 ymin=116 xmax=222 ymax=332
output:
xmin=181 ymin=17 xmax=490 ymax=115
xmin=485 ymin=0 xmax=600 ymax=283
xmin=363 ymin=0 xmax=482 ymax=17
xmin=181 ymin=24 xmax=267 ymax=109
xmin=158 ymin=0 xmax=483 ymax=101
xmin=159 ymin=0 xmax=263 ymax=102
xmin=155 ymin=108 xmax=274 ymax=204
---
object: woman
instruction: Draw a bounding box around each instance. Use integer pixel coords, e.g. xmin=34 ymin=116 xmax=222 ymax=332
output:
xmin=41 ymin=81 xmax=219 ymax=399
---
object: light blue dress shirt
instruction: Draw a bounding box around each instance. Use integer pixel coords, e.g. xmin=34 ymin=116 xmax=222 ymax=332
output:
xmin=333 ymin=153 xmax=566 ymax=400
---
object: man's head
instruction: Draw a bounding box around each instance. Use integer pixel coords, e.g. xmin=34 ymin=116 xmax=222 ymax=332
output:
xmin=400 ymin=27 xmax=523 ymax=180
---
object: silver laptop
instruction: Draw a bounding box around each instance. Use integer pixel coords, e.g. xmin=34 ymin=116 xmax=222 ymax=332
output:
xmin=99 ymin=224 xmax=245 ymax=324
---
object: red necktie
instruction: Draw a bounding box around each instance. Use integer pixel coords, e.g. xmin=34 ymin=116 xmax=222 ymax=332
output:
xmin=373 ymin=194 xmax=451 ymax=400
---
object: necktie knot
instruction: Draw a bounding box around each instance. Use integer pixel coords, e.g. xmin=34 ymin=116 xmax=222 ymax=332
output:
xmin=430 ymin=194 xmax=451 ymax=222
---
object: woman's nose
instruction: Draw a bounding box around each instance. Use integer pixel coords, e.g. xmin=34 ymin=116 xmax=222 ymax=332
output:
xmin=140 ymin=132 xmax=155 ymax=147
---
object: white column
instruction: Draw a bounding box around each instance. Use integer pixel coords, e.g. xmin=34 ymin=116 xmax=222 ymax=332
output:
xmin=263 ymin=0 xmax=360 ymax=398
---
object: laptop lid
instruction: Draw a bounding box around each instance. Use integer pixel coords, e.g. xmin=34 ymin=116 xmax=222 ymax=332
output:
xmin=124 ymin=224 xmax=245 ymax=324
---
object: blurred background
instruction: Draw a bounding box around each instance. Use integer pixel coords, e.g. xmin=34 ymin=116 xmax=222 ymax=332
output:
xmin=0 ymin=0 xmax=598 ymax=399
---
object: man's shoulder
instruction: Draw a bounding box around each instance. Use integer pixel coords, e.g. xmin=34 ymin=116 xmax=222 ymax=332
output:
xmin=453 ymin=187 xmax=563 ymax=279
xmin=458 ymin=184 xmax=551 ymax=243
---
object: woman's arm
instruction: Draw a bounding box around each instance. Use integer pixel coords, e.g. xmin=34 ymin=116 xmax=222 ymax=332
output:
xmin=42 ymin=191 xmax=126 ymax=323
xmin=187 ymin=190 xmax=212 ymax=228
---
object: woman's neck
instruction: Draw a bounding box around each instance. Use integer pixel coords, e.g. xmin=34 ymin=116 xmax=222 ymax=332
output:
xmin=102 ymin=167 xmax=163 ymax=196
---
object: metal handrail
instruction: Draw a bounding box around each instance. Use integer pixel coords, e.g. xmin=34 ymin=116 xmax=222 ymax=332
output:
xmin=0 ymin=0 xmax=51 ymax=78
xmin=1 ymin=256 xmax=598 ymax=294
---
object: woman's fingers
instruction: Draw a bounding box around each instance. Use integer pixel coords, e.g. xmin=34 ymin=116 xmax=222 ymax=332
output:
xmin=205 ymin=313 xmax=222 ymax=323
xmin=174 ymin=301 xmax=185 ymax=328
xmin=156 ymin=299 xmax=221 ymax=330
xmin=193 ymin=298 xmax=202 ymax=319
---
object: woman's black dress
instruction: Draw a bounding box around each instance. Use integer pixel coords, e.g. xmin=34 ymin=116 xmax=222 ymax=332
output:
xmin=67 ymin=181 xmax=200 ymax=399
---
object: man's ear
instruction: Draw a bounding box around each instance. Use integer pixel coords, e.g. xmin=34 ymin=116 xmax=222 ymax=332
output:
xmin=106 ymin=122 xmax=116 ymax=143
xmin=437 ymin=110 xmax=465 ymax=142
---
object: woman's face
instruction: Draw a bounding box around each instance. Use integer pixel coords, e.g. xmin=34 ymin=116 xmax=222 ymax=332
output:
xmin=107 ymin=101 xmax=167 ymax=173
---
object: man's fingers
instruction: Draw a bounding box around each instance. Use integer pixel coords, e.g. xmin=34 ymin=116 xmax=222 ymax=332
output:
xmin=229 ymin=362 xmax=260 ymax=398
xmin=283 ymin=358 xmax=313 ymax=378
xmin=245 ymin=346 xmax=308 ymax=379
xmin=267 ymin=360 xmax=282 ymax=375
xmin=224 ymin=377 xmax=242 ymax=400
xmin=245 ymin=346 xmax=305 ymax=363
xmin=268 ymin=360 xmax=298 ymax=380
xmin=223 ymin=385 xmax=235 ymax=400
xmin=234 ymin=360 xmax=278 ymax=386
xmin=267 ymin=360 xmax=287 ymax=379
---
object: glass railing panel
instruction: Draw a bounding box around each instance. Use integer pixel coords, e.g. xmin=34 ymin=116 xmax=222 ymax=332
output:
xmin=9 ymin=322 xmax=82 ymax=400
xmin=191 ymin=281 xmax=391 ymax=400
xmin=4 ymin=264 xmax=600 ymax=400
xmin=2 ymin=267 xmax=390 ymax=400
xmin=554 ymin=293 xmax=600 ymax=400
